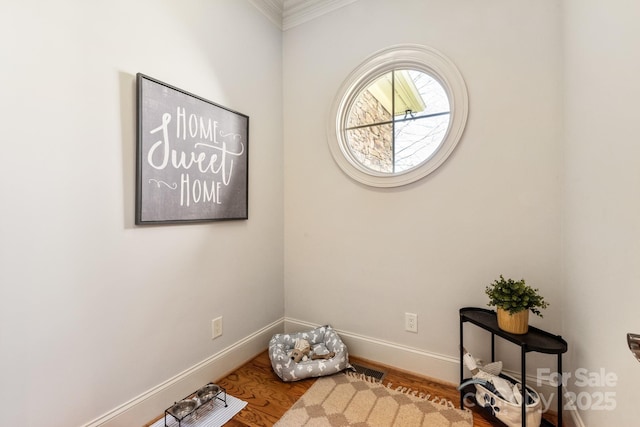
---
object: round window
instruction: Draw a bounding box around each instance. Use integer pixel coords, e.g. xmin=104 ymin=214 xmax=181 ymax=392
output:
xmin=327 ymin=44 xmax=468 ymax=187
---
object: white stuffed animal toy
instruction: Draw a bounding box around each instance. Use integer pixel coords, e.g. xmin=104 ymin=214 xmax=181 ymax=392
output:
xmin=290 ymin=338 xmax=335 ymax=363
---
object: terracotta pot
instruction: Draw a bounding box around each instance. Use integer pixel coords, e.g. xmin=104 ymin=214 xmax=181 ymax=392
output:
xmin=497 ymin=307 xmax=529 ymax=334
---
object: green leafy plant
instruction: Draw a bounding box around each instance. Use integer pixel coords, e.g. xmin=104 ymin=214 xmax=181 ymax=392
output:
xmin=485 ymin=275 xmax=549 ymax=317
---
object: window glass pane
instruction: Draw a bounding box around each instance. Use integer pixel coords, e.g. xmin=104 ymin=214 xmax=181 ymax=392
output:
xmin=394 ymin=114 xmax=450 ymax=172
xmin=347 ymin=72 xmax=392 ymax=128
xmin=406 ymin=70 xmax=450 ymax=116
xmin=346 ymin=124 xmax=393 ymax=173
xmin=393 ymin=70 xmax=428 ymax=118
xmin=346 ymin=69 xmax=452 ymax=174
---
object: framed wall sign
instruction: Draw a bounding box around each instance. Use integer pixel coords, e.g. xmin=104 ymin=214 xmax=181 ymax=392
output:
xmin=136 ymin=73 xmax=249 ymax=224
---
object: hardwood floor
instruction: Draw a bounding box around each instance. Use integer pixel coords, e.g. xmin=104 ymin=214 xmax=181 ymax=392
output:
xmin=147 ymin=350 xmax=557 ymax=426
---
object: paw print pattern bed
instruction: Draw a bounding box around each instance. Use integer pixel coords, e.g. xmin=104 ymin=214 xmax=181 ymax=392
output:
xmin=269 ymin=325 xmax=351 ymax=382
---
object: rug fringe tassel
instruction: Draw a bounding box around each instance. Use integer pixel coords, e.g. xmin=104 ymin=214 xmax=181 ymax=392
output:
xmin=347 ymin=371 xmax=380 ymax=384
xmin=344 ymin=371 xmax=459 ymax=409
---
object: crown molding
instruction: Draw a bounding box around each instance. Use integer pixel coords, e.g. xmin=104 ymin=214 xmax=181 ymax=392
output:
xmin=283 ymin=0 xmax=358 ymax=30
xmin=249 ymin=0 xmax=358 ymax=31
xmin=248 ymin=0 xmax=284 ymax=30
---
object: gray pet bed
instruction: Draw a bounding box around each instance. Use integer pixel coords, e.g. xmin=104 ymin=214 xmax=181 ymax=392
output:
xmin=269 ymin=325 xmax=351 ymax=382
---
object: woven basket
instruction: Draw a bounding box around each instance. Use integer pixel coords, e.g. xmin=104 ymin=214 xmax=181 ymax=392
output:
xmin=497 ymin=308 xmax=529 ymax=334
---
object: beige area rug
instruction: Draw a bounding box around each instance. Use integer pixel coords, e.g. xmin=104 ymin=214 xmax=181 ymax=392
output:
xmin=275 ymin=372 xmax=473 ymax=426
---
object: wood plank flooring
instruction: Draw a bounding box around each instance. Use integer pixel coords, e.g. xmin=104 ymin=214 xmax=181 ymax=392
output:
xmin=146 ymin=350 xmax=557 ymax=426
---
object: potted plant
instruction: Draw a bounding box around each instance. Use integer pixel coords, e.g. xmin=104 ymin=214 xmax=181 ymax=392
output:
xmin=485 ymin=275 xmax=549 ymax=334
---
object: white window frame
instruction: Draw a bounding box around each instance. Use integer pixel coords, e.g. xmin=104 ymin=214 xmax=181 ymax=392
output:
xmin=327 ymin=44 xmax=469 ymax=187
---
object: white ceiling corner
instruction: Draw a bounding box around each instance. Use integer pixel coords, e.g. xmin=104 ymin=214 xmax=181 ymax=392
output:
xmin=249 ymin=0 xmax=284 ymax=29
xmin=250 ymin=0 xmax=358 ymax=31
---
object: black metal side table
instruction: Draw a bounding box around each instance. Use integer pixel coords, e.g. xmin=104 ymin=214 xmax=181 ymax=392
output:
xmin=459 ymin=307 xmax=567 ymax=427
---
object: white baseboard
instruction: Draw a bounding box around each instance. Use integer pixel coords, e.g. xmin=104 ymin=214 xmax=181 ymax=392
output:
xmin=83 ymin=316 xmax=585 ymax=427
xmin=82 ymin=318 xmax=284 ymax=427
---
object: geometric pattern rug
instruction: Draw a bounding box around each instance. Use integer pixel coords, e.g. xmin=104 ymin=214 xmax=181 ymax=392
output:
xmin=274 ymin=372 xmax=473 ymax=426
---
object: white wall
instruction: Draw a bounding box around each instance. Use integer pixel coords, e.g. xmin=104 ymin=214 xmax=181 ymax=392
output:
xmin=0 ymin=1 xmax=283 ymax=426
xmin=8 ymin=0 xmax=640 ymax=424
xmin=563 ymin=0 xmax=640 ymax=424
xmin=284 ymin=0 xmax=563 ymax=381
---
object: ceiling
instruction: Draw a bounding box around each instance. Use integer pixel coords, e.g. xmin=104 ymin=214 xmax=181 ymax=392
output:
xmin=249 ymin=0 xmax=358 ymax=30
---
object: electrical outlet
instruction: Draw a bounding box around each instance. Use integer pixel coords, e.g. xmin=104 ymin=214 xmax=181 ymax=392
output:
xmin=405 ymin=312 xmax=418 ymax=333
xmin=212 ymin=317 xmax=223 ymax=339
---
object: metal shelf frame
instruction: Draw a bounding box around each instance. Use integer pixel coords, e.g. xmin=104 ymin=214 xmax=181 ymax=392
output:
xmin=459 ymin=307 xmax=567 ymax=427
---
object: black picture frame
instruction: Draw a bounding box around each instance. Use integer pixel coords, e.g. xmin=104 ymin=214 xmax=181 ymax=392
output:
xmin=136 ymin=74 xmax=249 ymax=224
